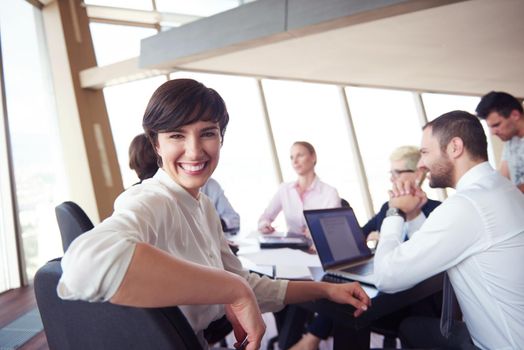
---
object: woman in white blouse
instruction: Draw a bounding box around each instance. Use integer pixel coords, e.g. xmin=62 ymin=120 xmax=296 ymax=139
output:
xmin=58 ymin=79 xmax=370 ymax=350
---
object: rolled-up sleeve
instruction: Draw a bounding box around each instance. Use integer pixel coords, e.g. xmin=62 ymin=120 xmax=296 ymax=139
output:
xmin=57 ymin=189 xmax=162 ymax=302
xmin=57 ymin=224 xmax=138 ymax=301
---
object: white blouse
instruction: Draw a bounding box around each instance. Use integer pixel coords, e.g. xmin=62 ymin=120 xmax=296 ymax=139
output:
xmin=58 ymin=169 xmax=288 ymax=336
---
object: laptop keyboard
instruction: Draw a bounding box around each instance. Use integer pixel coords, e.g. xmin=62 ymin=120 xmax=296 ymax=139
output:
xmin=340 ymin=261 xmax=374 ymax=276
xmin=321 ymin=274 xmax=349 ymax=283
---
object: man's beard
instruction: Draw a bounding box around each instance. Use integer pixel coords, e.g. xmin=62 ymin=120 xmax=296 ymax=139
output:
xmin=428 ymin=156 xmax=454 ymax=188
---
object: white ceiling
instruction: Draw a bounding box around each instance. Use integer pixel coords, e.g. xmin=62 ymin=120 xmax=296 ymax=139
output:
xmin=172 ymin=0 xmax=524 ymax=97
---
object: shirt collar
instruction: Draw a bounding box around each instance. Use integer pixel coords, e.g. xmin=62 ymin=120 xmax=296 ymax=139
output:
xmin=455 ymin=161 xmax=494 ymax=191
xmin=294 ymin=175 xmax=320 ymax=192
xmin=154 ymin=168 xmax=201 ymax=208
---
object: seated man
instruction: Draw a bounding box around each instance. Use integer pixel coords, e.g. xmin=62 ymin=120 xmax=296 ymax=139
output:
xmin=290 ymin=146 xmax=441 ymax=350
xmin=375 ymin=111 xmax=524 ymax=349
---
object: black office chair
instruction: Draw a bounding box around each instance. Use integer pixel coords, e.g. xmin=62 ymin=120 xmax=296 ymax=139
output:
xmin=341 ymin=198 xmax=351 ymax=208
xmin=55 ymin=201 xmax=94 ymax=252
xmin=34 ymin=259 xmax=231 ymax=350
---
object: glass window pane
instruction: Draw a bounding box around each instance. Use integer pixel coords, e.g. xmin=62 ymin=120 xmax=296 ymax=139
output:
xmin=104 ymin=76 xmax=167 ymax=188
xmin=169 ymin=71 xmax=278 ymax=232
xmin=346 ymin=87 xmax=439 ymax=214
xmin=89 ymin=23 xmax=157 ymax=66
xmin=0 ymin=1 xmax=68 ymax=280
xmin=422 ymin=93 xmax=480 ymax=121
xmin=155 ymin=0 xmax=241 ymax=17
xmin=84 ymin=0 xmax=153 ymax=11
xmin=262 ymin=79 xmax=367 ymax=223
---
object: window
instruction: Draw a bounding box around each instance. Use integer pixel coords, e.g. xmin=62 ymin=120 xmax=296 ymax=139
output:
xmin=84 ymin=0 xmax=153 ymax=11
xmin=155 ymin=0 xmax=242 ymax=17
xmin=263 ymin=79 xmax=367 ymax=222
xmin=346 ymin=87 xmax=424 ymax=216
xmin=89 ymin=23 xmax=157 ymax=66
xmin=0 ymin=0 xmax=67 ymax=280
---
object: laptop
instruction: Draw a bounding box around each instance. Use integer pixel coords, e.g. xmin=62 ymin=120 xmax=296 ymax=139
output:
xmin=258 ymin=232 xmax=311 ymax=250
xmin=304 ymin=207 xmax=376 ymax=285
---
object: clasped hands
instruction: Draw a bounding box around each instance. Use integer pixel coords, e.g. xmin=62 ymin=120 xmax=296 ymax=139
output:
xmin=388 ymin=178 xmax=428 ymax=220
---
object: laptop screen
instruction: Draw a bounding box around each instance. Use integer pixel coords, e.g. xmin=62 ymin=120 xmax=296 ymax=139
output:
xmin=304 ymin=207 xmax=372 ymax=269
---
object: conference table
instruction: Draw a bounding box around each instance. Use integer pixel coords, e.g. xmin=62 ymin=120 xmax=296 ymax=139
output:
xmin=233 ymin=234 xmax=443 ymax=350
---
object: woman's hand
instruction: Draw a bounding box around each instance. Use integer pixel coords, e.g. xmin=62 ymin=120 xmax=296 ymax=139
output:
xmin=325 ymin=282 xmax=372 ymax=317
xmin=259 ymin=223 xmax=276 ymax=234
xmin=285 ymin=280 xmax=371 ymax=318
xmin=225 ymin=289 xmax=266 ymax=350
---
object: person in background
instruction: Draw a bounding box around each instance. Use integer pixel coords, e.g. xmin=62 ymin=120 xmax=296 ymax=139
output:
xmin=258 ymin=141 xmax=340 ymax=235
xmin=201 ymin=178 xmax=240 ymax=234
xmin=129 ymin=133 xmax=240 ymax=233
xmin=364 ymin=145 xmax=441 ymax=247
xmin=475 ymin=91 xmax=524 ymax=192
xmin=375 ymin=111 xmax=524 ymax=349
xmin=290 ymin=145 xmax=442 ymax=350
xmin=59 ymin=79 xmax=371 ymax=350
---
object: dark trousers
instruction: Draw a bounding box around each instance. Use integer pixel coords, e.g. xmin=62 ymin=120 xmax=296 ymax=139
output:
xmin=399 ymin=316 xmax=478 ymax=350
xmin=307 ymin=291 xmax=443 ymax=340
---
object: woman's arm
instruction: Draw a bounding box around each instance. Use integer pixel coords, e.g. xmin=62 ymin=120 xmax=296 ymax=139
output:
xmin=284 ymin=280 xmax=371 ymax=317
xmin=111 ymin=243 xmax=255 ymax=307
xmin=258 ymin=186 xmax=284 ymax=232
xmin=111 ymin=243 xmax=266 ymax=350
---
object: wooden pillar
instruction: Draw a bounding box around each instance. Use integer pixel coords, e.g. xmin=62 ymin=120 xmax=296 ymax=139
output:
xmin=42 ymin=0 xmax=123 ymax=221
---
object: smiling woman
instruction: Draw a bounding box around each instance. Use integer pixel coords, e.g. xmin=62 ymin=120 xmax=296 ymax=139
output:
xmin=142 ymin=79 xmax=227 ymax=197
xmin=57 ymin=78 xmax=371 ymax=349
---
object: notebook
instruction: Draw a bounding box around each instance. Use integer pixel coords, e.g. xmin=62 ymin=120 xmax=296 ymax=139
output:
xmin=304 ymin=207 xmax=376 ymax=285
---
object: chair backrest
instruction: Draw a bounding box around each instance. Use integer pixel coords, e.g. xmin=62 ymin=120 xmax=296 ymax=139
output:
xmin=340 ymin=198 xmax=351 ymax=208
xmin=55 ymin=201 xmax=94 ymax=252
xmin=34 ymin=259 xmax=204 ymax=350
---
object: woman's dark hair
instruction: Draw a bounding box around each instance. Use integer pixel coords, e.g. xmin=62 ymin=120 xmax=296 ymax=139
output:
xmin=142 ymin=79 xmax=229 ymax=156
xmin=128 ymin=133 xmax=159 ymax=181
xmin=424 ymin=110 xmax=488 ymax=162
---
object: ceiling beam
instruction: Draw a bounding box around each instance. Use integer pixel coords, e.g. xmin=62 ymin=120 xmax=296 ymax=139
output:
xmin=79 ymin=57 xmax=170 ymax=89
xmin=85 ymin=5 xmax=201 ymax=27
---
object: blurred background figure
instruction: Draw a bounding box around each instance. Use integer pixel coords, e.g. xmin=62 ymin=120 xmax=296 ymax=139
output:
xmin=476 ymin=91 xmax=524 ymax=192
xmin=201 ymin=178 xmax=240 ymax=234
xmin=258 ymin=141 xmax=340 ymax=235
xmin=364 ymin=145 xmax=441 ymax=247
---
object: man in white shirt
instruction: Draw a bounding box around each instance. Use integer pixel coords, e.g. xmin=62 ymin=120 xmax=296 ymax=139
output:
xmin=374 ymin=110 xmax=524 ymax=349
